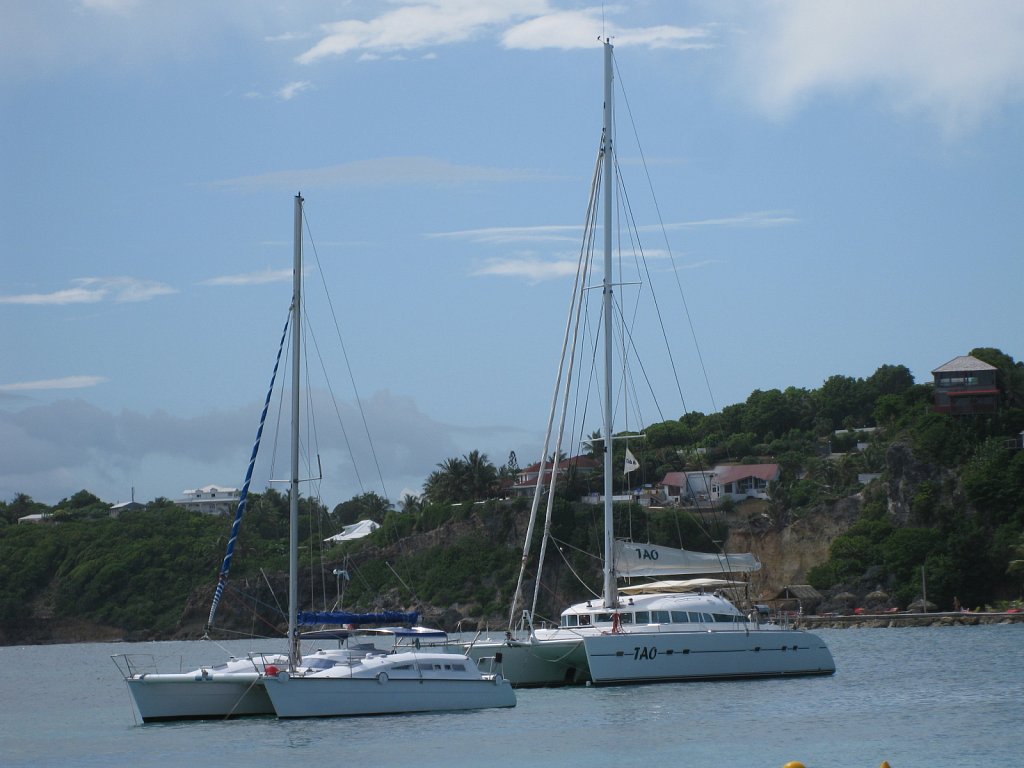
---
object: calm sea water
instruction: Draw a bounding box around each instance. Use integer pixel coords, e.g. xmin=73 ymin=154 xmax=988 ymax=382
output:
xmin=1 ymin=625 xmax=1020 ymax=768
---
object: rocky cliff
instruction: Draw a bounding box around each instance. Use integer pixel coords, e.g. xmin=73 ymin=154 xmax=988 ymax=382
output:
xmin=728 ymin=496 xmax=862 ymax=598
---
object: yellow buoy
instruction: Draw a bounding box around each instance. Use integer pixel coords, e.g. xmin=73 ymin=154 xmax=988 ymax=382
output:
xmin=880 ymin=763 xmax=891 ymax=768
xmin=783 ymin=763 xmax=806 ymax=768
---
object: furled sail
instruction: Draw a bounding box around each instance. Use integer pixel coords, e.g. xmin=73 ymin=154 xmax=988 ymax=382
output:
xmin=613 ymin=540 xmax=761 ymax=578
xmin=205 ymin=307 xmax=291 ymax=633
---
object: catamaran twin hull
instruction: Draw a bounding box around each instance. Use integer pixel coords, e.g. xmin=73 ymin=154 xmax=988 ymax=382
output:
xmin=467 ymin=639 xmax=590 ymax=687
xmin=125 ymin=673 xmax=273 ymax=722
xmin=582 ymin=628 xmax=836 ymax=684
xmin=263 ymin=676 xmax=516 ymax=717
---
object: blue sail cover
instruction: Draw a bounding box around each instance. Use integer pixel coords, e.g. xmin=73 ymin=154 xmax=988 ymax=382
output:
xmin=205 ymin=308 xmax=292 ymax=632
xmin=297 ymin=611 xmax=419 ymax=626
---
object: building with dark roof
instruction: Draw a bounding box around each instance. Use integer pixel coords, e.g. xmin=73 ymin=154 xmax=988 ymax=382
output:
xmin=932 ymin=355 xmax=1000 ymax=415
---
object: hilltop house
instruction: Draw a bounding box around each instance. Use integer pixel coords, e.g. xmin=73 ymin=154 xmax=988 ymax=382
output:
xmin=656 ymin=463 xmax=780 ymax=505
xmin=711 ymin=463 xmax=780 ymax=502
xmin=932 ymin=355 xmax=1000 ymax=415
xmin=509 ymin=454 xmax=599 ymax=497
xmin=659 ymin=470 xmax=715 ymax=505
xmin=177 ymin=484 xmax=240 ymax=515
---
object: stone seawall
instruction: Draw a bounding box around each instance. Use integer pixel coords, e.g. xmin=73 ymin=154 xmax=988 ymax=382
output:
xmin=794 ymin=611 xmax=1024 ymax=629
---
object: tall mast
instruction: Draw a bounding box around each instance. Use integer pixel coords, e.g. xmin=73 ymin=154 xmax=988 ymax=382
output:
xmin=288 ymin=192 xmax=303 ymax=668
xmin=601 ymin=39 xmax=617 ymax=609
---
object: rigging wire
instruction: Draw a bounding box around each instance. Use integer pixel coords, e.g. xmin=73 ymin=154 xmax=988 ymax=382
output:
xmin=302 ymin=205 xmax=392 ymax=502
xmin=613 ymin=53 xmax=718 ymax=415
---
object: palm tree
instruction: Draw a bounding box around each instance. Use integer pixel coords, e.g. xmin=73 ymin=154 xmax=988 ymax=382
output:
xmin=423 ymin=456 xmax=469 ymax=503
xmin=399 ymin=493 xmax=422 ymax=515
xmin=463 ymin=450 xmax=498 ymax=500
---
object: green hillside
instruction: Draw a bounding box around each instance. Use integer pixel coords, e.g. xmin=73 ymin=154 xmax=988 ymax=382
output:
xmin=3 ymin=348 xmax=1022 ymax=644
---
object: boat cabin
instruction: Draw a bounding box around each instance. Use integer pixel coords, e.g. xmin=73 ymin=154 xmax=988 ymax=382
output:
xmin=559 ymin=590 xmax=750 ymax=630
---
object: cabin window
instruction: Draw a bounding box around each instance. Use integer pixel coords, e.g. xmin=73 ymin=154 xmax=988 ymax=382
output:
xmin=563 ymin=614 xmax=579 ymax=627
xmin=634 ymin=611 xmax=651 ymax=624
xmin=702 ymin=613 xmax=714 ymax=623
xmin=671 ymin=611 xmax=690 ymax=623
xmin=687 ymin=611 xmax=702 ymax=622
xmin=579 ymin=614 xmax=592 ymax=626
xmin=304 ymin=659 xmax=336 ymax=670
xmin=596 ymin=613 xmax=614 ymax=623
xmin=714 ymin=613 xmax=735 ymax=623
xmin=619 ymin=613 xmax=633 ymax=624
xmin=651 ymin=610 xmax=670 ymax=624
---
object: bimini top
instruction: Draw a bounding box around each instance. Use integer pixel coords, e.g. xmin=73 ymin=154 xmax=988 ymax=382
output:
xmin=297 ymin=610 xmax=419 ymax=626
xmin=618 ymin=578 xmax=744 ymax=595
xmin=300 ymin=625 xmax=447 ymax=641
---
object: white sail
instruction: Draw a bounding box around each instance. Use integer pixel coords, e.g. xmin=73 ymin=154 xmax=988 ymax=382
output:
xmin=613 ymin=540 xmax=761 ymax=577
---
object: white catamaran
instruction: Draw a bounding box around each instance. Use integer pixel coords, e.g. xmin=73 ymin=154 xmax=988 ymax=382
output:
xmin=466 ymin=40 xmax=835 ymax=687
xmin=116 ymin=195 xmax=514 ymax=720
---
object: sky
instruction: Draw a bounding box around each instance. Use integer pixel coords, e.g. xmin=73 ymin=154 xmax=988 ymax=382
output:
xmin=2 ymin=1 xmax=1022 ymax=509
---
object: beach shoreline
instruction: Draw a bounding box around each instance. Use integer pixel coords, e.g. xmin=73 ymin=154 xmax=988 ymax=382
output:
xmin=794 ymin=610 xmax=1024 ymax=629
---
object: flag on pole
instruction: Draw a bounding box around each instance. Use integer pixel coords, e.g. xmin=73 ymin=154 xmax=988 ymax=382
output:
xmin=624 ymin=448 xmax=639 ymax=474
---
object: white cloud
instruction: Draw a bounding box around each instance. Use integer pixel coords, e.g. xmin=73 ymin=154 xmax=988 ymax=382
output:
xmin=296 ymin=1 xmax=709 ymax=62
xmin=658 ymin=211 xmax=799 ymax=231
xmin=430 ymin=223 xmax=582 ymax=244
xmin=0 ymin=376 xmax=108 ymax=392
xmin=213 ymin=156 xmax=546 ymax=190
xmin=432 ymin=211 xmax=794 ymax=245
xmin=0 ymin=277 xmax=176 ymax=305
xmin=502 ymin=10 xmax=711 ymax=51
xmin=473 ymin=255 xmax=580 ymax=282
xmin=79 ymin=0 xmax=140 ymax=14
xmin=0 ymin=388 xmax=526 ymax=507
xmin=201 ymin=268 xmax=294 ymax=287
xmin=736 ymin=1 xmax=1024 ymax=135
xmin=297 ymin=0 xmax=550 ymax=63
xmin=277 ymin=80 xmax=312 ymax=100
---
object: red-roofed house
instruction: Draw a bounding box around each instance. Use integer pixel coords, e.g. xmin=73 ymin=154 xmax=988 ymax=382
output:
xmin=658 ymin=470 xmax=714 ymax=505
xmin=711 ymin=463 xmax=780 ymax=502
xmin=509 ymin=454 xmax=600 ymax=497
xmin=656 ymin=464 xmax=778 ymax=504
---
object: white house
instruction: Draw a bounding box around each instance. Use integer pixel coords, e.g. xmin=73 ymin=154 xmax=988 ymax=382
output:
xmin=18 ymin=513 xmax=53 ymax=524
xmin=658 ymin=470 xmax=715 ymax=505
xmin=178 ymin=484 xmax=240 ymax=516
xmin=711 ymin=463 xmax=780 ymax=501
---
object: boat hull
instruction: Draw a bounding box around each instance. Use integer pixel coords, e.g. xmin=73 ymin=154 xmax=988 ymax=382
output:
xmin=263 ymin=674 xmax=516 ymax=717
xmin=466 ymin=638 xmax=590 ymax=687
xmin=126 ymin=673 xmax=273 ymax=722
xmin=582 ymin=628 xmax=836 ymax=684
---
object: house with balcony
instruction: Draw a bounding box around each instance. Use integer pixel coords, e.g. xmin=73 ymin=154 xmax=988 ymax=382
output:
xmin=656 ymin=463 xmax=779 ymax=504
xmin=508 ymin=454 xmax=599 ymax=497
xmin=711 ymin=463 xmax=780 ymax=502
xmin=932 ymin=355 xmax=1000 ymax=415
xmin=177 ymin=484 xmax=240 ymax=515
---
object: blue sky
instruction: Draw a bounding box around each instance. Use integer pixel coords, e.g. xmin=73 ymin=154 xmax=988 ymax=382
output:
xmin=2 ymin=1 xmax=1022 ymax=507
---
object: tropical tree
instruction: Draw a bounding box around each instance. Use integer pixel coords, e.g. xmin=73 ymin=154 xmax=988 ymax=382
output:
xmin=971 ymin=346 xmax=1024 ymax=409
xmin=399 ymin=493 xmax=422 ymax=515
xmin=332 ymin=491 xmax=391 ymax=526
xmin=463 ymin=450 xmax=498 ymax=500
xmin=0 ymin=493 xmax=49 ymax=526
xmin=423 ymin=457 xmax=468 ymax=504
